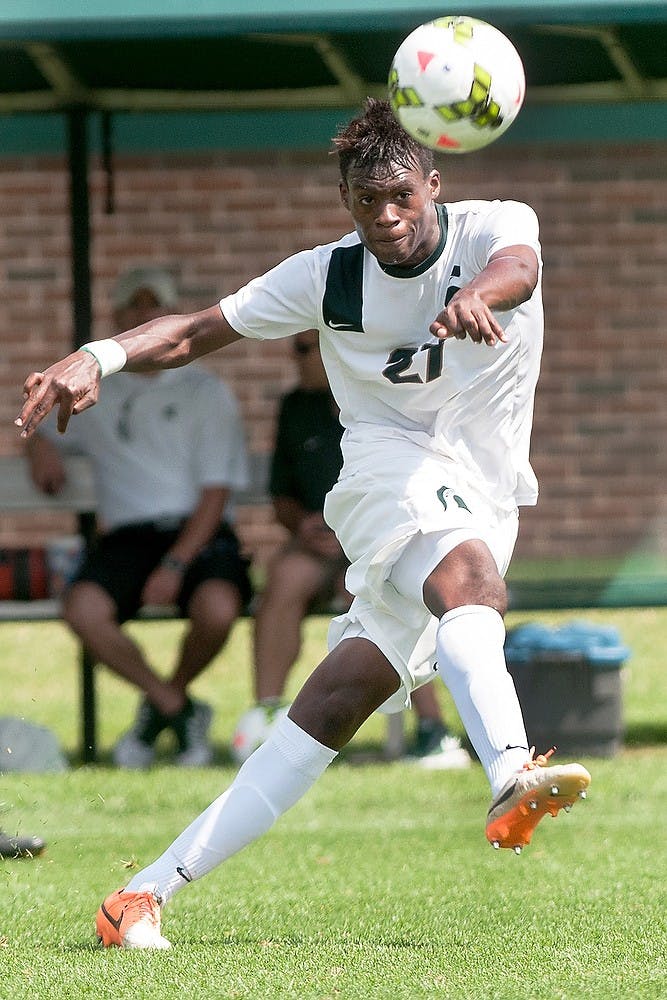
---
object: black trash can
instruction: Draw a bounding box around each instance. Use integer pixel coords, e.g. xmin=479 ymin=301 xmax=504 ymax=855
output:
xmin=505 ymin=621 xmax=630 ymax=758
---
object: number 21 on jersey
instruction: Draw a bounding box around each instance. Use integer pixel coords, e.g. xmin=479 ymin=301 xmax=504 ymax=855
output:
xmin=382 ymin=341 xmax=445 ymax=385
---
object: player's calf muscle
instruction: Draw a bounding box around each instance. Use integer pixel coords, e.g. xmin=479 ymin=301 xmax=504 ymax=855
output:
xmin=290 ymin=640 xmax=399 ymax=748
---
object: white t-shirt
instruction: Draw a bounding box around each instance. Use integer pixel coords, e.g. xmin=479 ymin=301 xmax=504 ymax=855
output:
xmin=42 ymin=366 xmax=249 ymax=531
xmin=221 ymin=199 xmax=543 ymax=511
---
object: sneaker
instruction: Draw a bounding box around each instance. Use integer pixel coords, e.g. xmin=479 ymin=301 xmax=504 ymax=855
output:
xmin=96 ymin=886 xmax=171 ymax=949
xmin=231 ymin=700 xmax=290 ymax=765
xmin=112 ymin=700 xmax=167 ymax=769
xmin=404 ymin=722 xmax=472 ymax=770
xmin=172 ymin=698 xmax=214 ymax=767
xmin=486 ymin=748 xmax=591 ymax=853
xmin=0 ymin=830 xmax=46 ymax=859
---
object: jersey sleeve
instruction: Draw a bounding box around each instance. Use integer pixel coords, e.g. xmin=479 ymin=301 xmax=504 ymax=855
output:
xmin=473 ymin=200 xmax=541 ymax=268
xmin=220 ymin=250 xmax=322 ymax=340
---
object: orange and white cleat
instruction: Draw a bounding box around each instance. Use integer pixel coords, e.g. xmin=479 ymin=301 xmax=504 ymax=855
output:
xmin=96 ymin=886 xmax=171 ymax=949
xmin=486 ymin=748 xmax=591 ymax=854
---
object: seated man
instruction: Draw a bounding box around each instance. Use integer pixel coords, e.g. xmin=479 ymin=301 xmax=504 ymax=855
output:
xmin=26 ymin=266 xmax=252 ymax=768
xmin=234 ymin=329 xmax=470 ymax=768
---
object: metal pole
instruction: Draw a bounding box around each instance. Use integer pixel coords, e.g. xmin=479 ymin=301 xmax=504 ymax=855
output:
xmin=66 ymin=108 xmax=97 ymax=763
xmin=67 ymin=108 xmax=92 ymax=351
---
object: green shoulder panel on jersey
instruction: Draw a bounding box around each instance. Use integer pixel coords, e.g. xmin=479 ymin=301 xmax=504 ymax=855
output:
xmin=322 ymin=244 xmax=365 ymax=333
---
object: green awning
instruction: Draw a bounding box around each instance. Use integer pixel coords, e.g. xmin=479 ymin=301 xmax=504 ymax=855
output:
xmin=2 ymin=1 xmax=666 ymax=115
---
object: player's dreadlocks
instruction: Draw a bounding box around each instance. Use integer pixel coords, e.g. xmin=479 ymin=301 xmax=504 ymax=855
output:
xmin=332 ymin=97 xmax=434 ymax=181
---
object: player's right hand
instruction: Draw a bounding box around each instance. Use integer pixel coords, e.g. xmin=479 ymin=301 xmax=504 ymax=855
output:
xmin=15 ymin=350 xmax=102 ymax=438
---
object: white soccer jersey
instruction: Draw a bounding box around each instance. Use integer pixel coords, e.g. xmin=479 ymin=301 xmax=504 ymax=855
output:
xmin=221 ymin=199 xmax=543 ymax=512
xmin=223 ymin=199 xmax=543 ymax=698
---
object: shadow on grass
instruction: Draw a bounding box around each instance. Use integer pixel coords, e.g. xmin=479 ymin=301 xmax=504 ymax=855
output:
xmin=66 ymin=724 xmax=667 ymax=771
xmin=66 ymin=743 xmax=243 ymax=769
xmin=624 ymin=721 xmax=667 ymax=746
xmin=65 ymin=930 xmax=438 ymax=953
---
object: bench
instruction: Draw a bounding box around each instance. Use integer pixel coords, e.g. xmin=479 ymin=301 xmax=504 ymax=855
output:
xmin=4 ymin=452 xmax=663 ymax=765
xmin=0 ymin=453 xmax=408 ymax=762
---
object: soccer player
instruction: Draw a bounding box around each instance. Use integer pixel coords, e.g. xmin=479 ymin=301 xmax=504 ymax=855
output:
xmin=16 ymin=99 xmax=590 ymax=950
xmin=238 ymin=327 xmax=471 ymax=769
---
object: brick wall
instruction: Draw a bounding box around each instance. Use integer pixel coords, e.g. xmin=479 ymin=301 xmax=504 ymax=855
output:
xmin=1 ymin=141 xmax=666 ymax=569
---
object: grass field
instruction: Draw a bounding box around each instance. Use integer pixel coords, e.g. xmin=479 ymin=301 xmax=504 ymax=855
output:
xmin=1 ymin=608 xmax=666 ymax=999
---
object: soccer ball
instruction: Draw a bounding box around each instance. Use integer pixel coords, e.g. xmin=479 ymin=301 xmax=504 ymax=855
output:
xmin=231 ymin=703 xmax=290 ymax=765
xmin=388 ymin=16 xmax=525 ymax=153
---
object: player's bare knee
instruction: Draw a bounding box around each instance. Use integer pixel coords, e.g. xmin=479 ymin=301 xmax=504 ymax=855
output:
xmin=462 ymin=563 xmax=507 ymax=615
xmin=476 ymin=575 xmax=508 ymax=617
xmin=423 ymin=545 xmax=508 ymax=617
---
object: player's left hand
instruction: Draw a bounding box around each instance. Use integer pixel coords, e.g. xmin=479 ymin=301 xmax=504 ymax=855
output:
xmin=430 ymin=287 xmax=507 ymax=346
xmin=15 ymin=351 xmax=102 ymax=437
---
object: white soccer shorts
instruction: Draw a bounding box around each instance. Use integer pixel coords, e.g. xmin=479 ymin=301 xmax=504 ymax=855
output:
xmin=325 ymin=439 xmax=519 ymax=713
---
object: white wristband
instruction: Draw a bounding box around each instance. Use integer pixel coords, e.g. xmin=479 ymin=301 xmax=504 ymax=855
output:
xmin=80 ymin=339 xmax=128 ymax=378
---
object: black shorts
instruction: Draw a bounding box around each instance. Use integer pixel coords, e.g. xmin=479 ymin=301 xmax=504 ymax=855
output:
xmin=74 ymin=520 xmax=253 ymax=622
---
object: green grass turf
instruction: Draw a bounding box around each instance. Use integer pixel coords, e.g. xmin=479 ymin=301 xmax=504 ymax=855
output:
xmin=1 ymin=609 xmax=666 ymax=998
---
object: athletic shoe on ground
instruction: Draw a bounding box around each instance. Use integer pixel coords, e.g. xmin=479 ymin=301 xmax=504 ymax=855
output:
xmin=0 ymin=830 xmax=46 ymax=859
xmin=96 ymin=886 xmax=171 ymax=949
xmin=111 ymin=700 xmax=167 ymax=769
xmin=486 ymin=747 xmax=591 ymax=853
xmin=403 ymin=722 xmax=472 ymax=770
xmin=172 ymin=698 xmax=214 ymax=767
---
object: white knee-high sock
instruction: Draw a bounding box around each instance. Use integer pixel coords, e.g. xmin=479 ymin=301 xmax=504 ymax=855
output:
xmin=435 ymin=605 xmax=529 ymax=797
xmin=126 ymin=716 xmax=337 ymax=903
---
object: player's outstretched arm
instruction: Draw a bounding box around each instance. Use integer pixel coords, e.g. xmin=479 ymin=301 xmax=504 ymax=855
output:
xmin=430 ymin=244 xmax=538 ymax=346
xmin=16 ymin=305 xmax=240 ymax=438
